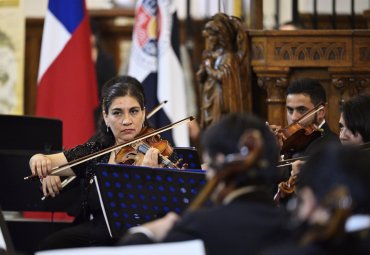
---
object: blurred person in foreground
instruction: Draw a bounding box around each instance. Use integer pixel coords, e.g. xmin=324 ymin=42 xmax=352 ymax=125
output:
xmin=262 ymin=144 xmax=370 ymax=255
xmin=117 ymin=113 xmax=291 ymax=255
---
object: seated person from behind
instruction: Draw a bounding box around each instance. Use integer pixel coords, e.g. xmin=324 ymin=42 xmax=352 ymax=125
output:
xmin=29 ymin=75 xmax=167 ymax=250
xmin=262 ymin=145 xmax=370 ymax=255
xmin=118 ymin=113 xmax=291 ymax=255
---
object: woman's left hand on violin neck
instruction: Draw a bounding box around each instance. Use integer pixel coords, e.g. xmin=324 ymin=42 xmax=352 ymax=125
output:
xmin=141 ymin=147 xmax=161 ymax=168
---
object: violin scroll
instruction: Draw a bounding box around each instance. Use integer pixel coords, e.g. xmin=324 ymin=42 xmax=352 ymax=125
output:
xmin=299 ymin=186 xmax=352 ymax=246
xmin=189 ymin=129 xmax=263 ymax=210
xmin=274 ymin=175 xmax=298 ymax=203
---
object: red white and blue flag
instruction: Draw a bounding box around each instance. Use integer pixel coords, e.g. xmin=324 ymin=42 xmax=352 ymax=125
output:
xmin=36 ymin=0 xmax=98 ymax=149
xmin=129 ymin=0 xmax=189 ymax=146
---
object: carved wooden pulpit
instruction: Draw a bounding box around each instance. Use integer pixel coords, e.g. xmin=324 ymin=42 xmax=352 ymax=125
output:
xmin=250 ymin=30 xmax=370 ymax=133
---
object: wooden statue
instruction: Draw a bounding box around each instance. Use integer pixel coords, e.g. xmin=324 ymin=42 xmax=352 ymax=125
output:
xmin=197 ymin=13 xmax=249 ymax=129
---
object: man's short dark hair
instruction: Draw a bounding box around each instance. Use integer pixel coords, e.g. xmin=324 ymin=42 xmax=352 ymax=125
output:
xmin=286 ymin=78 xmax=327 ymax=105
xmin=341 ymin=94 xmax=370 ymax=143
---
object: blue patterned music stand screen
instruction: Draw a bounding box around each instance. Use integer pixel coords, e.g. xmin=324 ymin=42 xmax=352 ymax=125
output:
xmin=94 ymin=163 xmax=206 ymax=238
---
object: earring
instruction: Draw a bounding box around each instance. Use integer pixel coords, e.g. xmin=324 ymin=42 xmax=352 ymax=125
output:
xmin=106 ymin=125 xmax=109 ymax=133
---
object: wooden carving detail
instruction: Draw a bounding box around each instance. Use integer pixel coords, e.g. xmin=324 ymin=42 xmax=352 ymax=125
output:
xmin=274 ymin=42 xmax=346 ymax=61
xmin=197 ymin=13 xmax=249 ymax=129
xmin=358 ymin=47 xmax=370 ymax=62
xmin=258 ymin=77 xmax=288 ymax=103
xmin=332 ymin=77 xmax=370 ymax=102
xmin=252 ymin=42 xmax=264 ymax=60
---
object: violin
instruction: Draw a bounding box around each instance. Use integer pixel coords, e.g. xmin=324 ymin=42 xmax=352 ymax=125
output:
xmin=274 ymin=142 xmax=370 ymax=204
xmin=278 ymin=104 xmax=325 ymax=155
xmin=24 ymin=116 xmax=194 ymax=181
xmin=36 ymin=117 xmax=192 ymax=200
xmin=273 ymin=174 xmax=297 ymax=203
xmin=114 ymin=127 xmax=181 ymax=169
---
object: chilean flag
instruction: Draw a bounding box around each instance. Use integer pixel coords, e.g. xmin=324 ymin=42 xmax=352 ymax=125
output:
xmin=36 ymin=0 xmax=98 ymax=149
xmin=128 ymin=0 xmax=189 ymax=146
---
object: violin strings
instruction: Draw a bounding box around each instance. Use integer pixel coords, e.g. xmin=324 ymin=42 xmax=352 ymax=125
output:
xmin=138 ymin=143 xmax=176 ymax=168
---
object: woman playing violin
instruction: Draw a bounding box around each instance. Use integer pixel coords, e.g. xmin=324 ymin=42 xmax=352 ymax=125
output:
xmin=29 ymin=75 xmax=164 ymax=250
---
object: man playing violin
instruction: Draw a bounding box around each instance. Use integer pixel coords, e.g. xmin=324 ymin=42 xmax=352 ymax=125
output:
xmin=270 ymin=78 xmax=340 ymax=158
xmin=271 ymin=78 xmax=340 ymax=203
xmin=117 ymin=113 xmax=291 ymax=255
xmin=287 ymin=93 xmax=370 ymax=184
xmin=29 ymin=75 xmax=166 ymax=250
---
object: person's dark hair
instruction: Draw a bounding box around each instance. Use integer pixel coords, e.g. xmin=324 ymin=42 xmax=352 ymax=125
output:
xmin=278 ymin=20 xmax=305 ymax=30
xmin=340 ymin=94 xmax=370 ymax=143
xmin=298 ymin=144 xmax=370 ymax=214
xmin=92 ymin=75 xmax=147 ymax=146
xmin=286 ymin=78 xmax=327 ymax=106
xmin=201 ymin=113 xmax=279 ymax=187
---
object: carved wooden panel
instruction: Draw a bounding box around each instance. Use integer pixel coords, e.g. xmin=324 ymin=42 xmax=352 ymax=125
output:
xmin=249 ymin=30 xmax=370 ymax=132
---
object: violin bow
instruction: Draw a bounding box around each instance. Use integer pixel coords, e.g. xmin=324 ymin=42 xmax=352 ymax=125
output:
xmin=25 ymin=116 xmax=194 ymax=181
xmin=295 ymin=103 xmax=325 ymax=126
xmin=146 ymin=100 xmax=167 ymax=119
xmin=38 ymin=102 xmax=181 ymax=200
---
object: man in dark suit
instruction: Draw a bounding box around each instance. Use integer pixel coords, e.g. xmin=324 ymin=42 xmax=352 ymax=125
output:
xmin=117 ymin=113 xmax=291 ymax=255
xmin=270 ymin=78 xmax=340 ymax=203
xmin=271 ymin=77 xmax=340 ymax=158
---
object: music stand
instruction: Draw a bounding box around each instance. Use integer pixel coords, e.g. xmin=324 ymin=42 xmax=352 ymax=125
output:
xmin=173 ymin=147 xmax=201 ymax=169
xmin=94 ymin=164 xmax=206 ymax=238
xmin=0 ymin=207 xmax=15 ymax=254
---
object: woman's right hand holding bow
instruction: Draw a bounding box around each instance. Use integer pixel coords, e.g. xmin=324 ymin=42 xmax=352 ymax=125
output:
xmin=29 ymin=154 xmax=52 ymax=178
xmin=29 ymin=152 xmax=73 ymax=178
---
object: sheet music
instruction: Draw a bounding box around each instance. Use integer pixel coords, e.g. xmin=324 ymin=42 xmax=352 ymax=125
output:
xmin=36 ymin=239 xmax=206 ymax=255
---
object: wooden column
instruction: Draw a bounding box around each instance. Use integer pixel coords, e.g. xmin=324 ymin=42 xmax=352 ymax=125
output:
xmin=248 ymin=0 xmax=263 ymax=29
